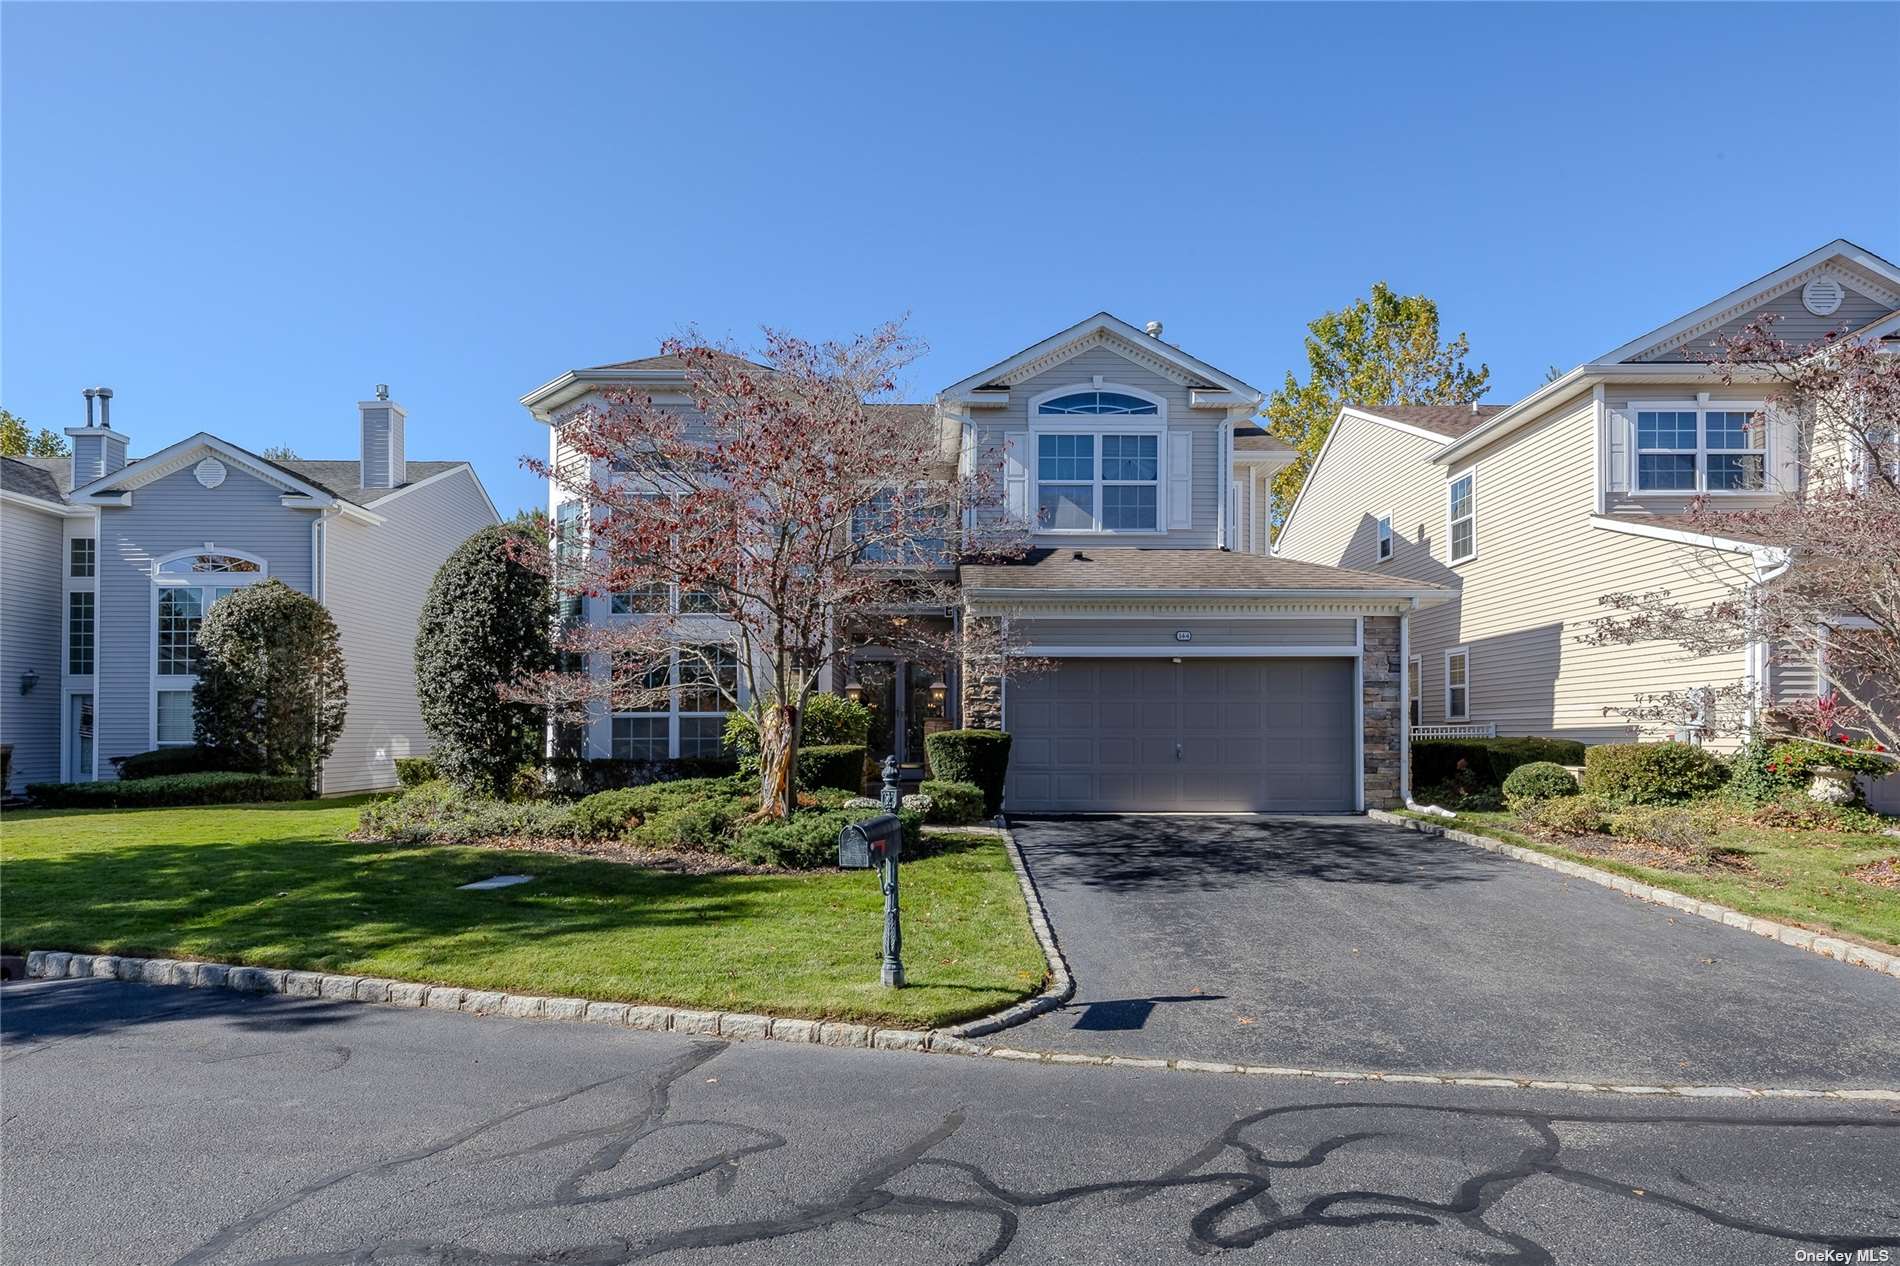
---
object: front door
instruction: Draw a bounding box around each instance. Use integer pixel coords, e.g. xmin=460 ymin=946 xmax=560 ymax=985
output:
xmin=857 ymin=659 xmax=949 ymax=776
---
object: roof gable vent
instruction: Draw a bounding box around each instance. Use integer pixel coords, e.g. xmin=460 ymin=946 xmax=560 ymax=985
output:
xmin=1803 ymin=276 xmax=1845 ymax=317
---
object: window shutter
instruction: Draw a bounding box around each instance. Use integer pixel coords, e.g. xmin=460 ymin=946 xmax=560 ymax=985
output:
xmin=1606 ymin=408 xmax=1632 ymax=492
xmin=1003 ymin=431 xmax=1029 ymax=520
xmin=1769 ymin=405 xmax=1799 ymax=493
xmin=1166 ymin=431 xmax=1193 ymax=529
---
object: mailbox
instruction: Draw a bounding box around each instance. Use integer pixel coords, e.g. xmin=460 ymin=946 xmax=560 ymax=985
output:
xmin=837 ymin=813 xmax=902 ymax=870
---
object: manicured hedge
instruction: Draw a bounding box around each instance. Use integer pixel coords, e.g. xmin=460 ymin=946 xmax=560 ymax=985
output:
xmin=796 ymin=744 xmax=867 ymax=793
xmin=1411 ymin=737 xmax=1588 ymax=789
xmin=1580 ymin=742 xmax=1727 ymax=806
xmin=27 ymin=772 xmax=309 ymax=809
xmin=925 ymin=730 xmax=1012 ymax=815
xmin=918 ymin=779 xmax=985 ymax=825
xmin=1501 ymin=761 xmax=1579 ymax=809
xmin=115 ymin=746 xmax=228 ymax=780
xmin=393 ymin=756 xmax=440 ymax=787
xmin=730 ymin=807 xmax=923 ymax=870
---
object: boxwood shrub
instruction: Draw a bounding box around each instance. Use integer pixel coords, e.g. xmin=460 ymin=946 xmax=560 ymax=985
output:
xmin=1411 ymin=737 xmax=1588 ymax=790
xmin=918 ymin=779 xmax=984 ymax=825
xmin=27 ymin=772 xmax=308 ymax=809
xmin=796 ymin=744 xmax=867 ymax=793
xmin=1501 ymin=761 xmax=1579 ymax=809
xmin=393 ymin=756 xmax=440 ymax=788
xmin=924 ymin=730 xmax=1012 ymax=815
xmin=729 ymin=806 xmax=922 ymax=869
xmin=1581 ymin=742 xmax=1727 ymax=806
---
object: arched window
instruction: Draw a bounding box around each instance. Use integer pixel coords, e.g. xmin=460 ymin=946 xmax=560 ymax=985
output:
xmin=151 ymin=549 xmax=270 ymax=745
xmin=1036 ymin=391 xmax=1159 ymax=416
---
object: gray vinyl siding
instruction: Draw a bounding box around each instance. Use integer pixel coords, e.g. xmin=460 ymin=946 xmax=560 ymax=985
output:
xmin=93 ymin=463 xmax=316 ymax=774
xmin=1014 ymin=617 xmax=1357 ymax=650
xmin=358 ymin=405 xmax=404 ymax=490
xmin=322 ymin=466 xmax=499 ymax=793
xmin=1 ymin=501 xmax=67 ymax=791
xmin=971 ymin=345 xmax=1227 ymax=548
xmin=1639 ymin=283 xmax=1895 ymax=363
xmin=70 ymin=433 xmax=106 ymax=485
xmin=1602 ymin=382 xmax=1797 ymax=515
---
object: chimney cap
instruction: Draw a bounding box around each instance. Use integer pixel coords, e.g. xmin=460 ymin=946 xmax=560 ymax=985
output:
xmin=375 ymin=384 xmax=390 ymax=402
xmin=1144 ymin=320 xmax=1164 ymax=338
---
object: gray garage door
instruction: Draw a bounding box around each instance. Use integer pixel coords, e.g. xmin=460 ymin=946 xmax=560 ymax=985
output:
xmin=1004 ymin=657 xmax=1356 ymax=813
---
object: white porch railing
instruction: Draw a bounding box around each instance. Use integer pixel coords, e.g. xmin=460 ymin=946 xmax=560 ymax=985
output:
xmin=1412 ymin=723 xmax=1497 ymax=740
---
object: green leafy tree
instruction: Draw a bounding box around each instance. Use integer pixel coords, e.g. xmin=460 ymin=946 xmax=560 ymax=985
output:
xmin=1264 ymin=284 xmax=1488 ymax=535
xmin=0 ymin=409 xmax=71 ymax=458
xmin=416 ymin=523 xmax=553 ymax=797
xmin=192 ymin=579 xmax=348 ymax=788
xmin=260 ymin=445 xmax=301 ymax=462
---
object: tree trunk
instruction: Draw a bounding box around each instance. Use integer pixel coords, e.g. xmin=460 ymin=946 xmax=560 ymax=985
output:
xmin=757 ymin=701 xmax=799 ymax=820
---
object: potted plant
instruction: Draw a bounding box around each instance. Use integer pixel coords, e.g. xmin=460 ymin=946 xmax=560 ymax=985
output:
xmin=1763 ymin=736 xmax=1892 ymax=806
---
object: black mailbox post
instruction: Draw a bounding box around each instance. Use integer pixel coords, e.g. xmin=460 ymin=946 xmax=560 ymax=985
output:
xmin=837 ymin=756 xmax=907 ymax=987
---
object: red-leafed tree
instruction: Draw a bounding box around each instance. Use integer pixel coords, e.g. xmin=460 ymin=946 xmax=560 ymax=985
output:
xmin=1584 ymin=315 xmax=1900 ymax=756
xmin=517 ymin=320 xmax=1030 ymax=818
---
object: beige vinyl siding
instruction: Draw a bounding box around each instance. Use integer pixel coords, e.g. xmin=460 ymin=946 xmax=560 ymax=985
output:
xmin=1640 ymin=283 xmax=1895 ymax=363
xmin=1279 ymin=404 xmax=1756 ymax=747
xmin=321 ymin=468 xmax=500 ymax=792
xmin=969 ymin=346 xmax=1226 ymax=548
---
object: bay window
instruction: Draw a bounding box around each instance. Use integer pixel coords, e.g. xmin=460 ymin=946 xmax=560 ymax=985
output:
xmin=1634 ymin=402 xmax=1767 ymax=493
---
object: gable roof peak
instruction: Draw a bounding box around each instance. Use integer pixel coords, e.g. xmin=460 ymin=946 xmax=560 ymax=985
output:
xmin=938 ymin=311 xmax=1262 ymax=404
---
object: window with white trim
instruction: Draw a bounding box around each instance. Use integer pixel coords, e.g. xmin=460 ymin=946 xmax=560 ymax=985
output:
xmin=153 ymin=551 xmax=268 ymax=745
xmin=609 ymin=644 xmax=739 ymax=761
xmin=70 ymin=537 xmax=95 ymax=578
xmin=1032 ymin=388 xmax=1163 ymax=533
xmin=1408 ymin=655 xmax=1421 ymax=727
xmin=1635 ymin=403 xmax=1767 ymax=492
xmin=68 ymin=591 xmax=94 ymax=675
xmin=1376 ymin=514 xmax=1393 ymax=562
xmin=1447 ymin=473 xmax=1475 ymax=563
xmin=1445 ymin=648 xmax=1470 ymax=720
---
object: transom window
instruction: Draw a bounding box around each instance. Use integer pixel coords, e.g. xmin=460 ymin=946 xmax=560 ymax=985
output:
xmin=611 ymin=644 xmax=739 ymax=761
xmin=156 ymin=553 xmax=261 ymax=574
xmin=1635 ymin=404 xmax=1767 ymax=493
xmin=1036 ymin=391 xmax=1159 ymax=416
xmin=1035 ymin=432 xmax=1159 ymax=531
xmin=1447 ymin=473 xmax=1476 ymax=563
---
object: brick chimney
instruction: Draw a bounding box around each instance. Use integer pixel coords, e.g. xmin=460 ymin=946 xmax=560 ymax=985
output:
xmin=358 ymin=384 xmax=406 ymax=490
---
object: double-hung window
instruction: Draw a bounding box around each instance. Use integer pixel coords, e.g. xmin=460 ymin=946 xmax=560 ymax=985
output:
xmin=1445 ymin=648 xmax=1471 ymax=721
xmin=1447 ymin=472 xmax=1476 ymax=563
xmin=1376 ymin=514 xmax=1393 ymax=562
xmin=1634 ymin=403 xmax=1767 ymax=493
xmin=70 ymin=538 xmax=95 ymax=578
xmin=609 ymin=644 xmax=739 ymax=760
xmin=1032 ymin=388 xmax=1163 ymax=533
xmin=152 ymin=551 xmax=266 ymax=746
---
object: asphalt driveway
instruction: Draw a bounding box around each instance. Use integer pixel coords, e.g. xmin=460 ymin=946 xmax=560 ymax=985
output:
xmin=1004 ymin=815 xmax=1900 ymax=1087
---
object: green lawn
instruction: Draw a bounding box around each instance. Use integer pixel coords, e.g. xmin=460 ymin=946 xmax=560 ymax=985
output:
xmin=0 ymin=799 xmax=1048 ymax=1027
xmin=1400 ymin=808 xmax=1900 ymax=953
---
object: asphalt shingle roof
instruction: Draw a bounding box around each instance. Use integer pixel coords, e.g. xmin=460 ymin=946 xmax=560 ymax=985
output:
xmin=1233 ymin=423 xmax=1292 ymax=453
xmin=0 ymin=456 xmax=71 ymax=502
xmin=960 ymin=548 xmax=1448 ymax=594
xmin=276 ymin=460 xmax=469 ymax=506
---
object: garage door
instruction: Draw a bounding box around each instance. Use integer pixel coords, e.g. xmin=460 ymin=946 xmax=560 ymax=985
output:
xmin=1004 ymin=657 xmax=1356 ymax=813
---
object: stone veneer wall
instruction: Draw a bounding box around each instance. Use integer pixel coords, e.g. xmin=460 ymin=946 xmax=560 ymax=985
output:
xmin=960 ymin=616 xmax=1004 ymax=730
xmin=1362 ymin=614 xmax=1403 ymax=809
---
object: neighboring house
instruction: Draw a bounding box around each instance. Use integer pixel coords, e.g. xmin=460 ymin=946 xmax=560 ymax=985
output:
xmin=0 ymin=388 xmax=499 ymax=795
xmin=1273 ymin=238 xmax=1900 ymax=810
xmin=522 ymin=314 xmax=1451 ymax=813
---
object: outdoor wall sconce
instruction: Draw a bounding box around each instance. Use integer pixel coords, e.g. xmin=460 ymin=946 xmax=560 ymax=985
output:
xmin=928 ymin=677 xmax=947 ymax=708
xmin=843 ymin=674 xmax=863 ymax=703
xmin=19 ymin=668 xmax=39 ymax=695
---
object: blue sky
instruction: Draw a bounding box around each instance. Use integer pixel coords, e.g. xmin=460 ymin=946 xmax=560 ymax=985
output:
xmin=5 ymin=2 xmax=1895 ymax=515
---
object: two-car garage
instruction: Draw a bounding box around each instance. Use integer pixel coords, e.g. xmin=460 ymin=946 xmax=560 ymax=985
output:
xmin=1003 ymin=656 xmax=1358 ymax=813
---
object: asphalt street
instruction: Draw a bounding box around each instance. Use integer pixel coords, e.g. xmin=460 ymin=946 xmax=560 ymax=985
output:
xmin=4 ymin=978 xmax=1898 ymax=1266
xmin=1003 ymin=815 xmax=1900 ymax=1085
